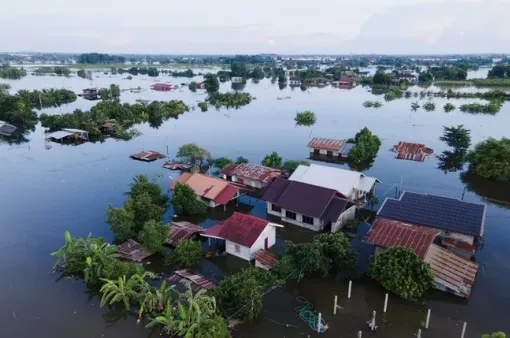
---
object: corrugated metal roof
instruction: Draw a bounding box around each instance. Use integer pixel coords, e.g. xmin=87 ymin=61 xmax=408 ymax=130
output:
xmin=253 ymin=249 xmax=279 ymax=268
xmin=378 ymin=191 xmax=486 ymax=237
xmin=442 ymin=237 xmax=476 ymax=254
xmin=307 ymin=138 xmax=345 ymax=151
xmin=0 ymin=121 xmax=17 ymax=135
xmin=289 ymin=164 xmax=379 ymax=198
xmin=167 ymin=221 xmax=204 ymax=246
xmin=167 ymin=269 xmax=216 ymax=291
xmin=62 ymin=128 xmax=88 ymax=133
xmin=117 ymin=239 xmax=154 ymax=261
xmin=169 ymin=173 xmax=239 ymax=205
xmin=221 ymin=163 xmax=283 ymax=183
xmin=130 ymin=150 xmax=166 ymax=162
xmin=322 ymin=198 xmax=353 ymax=222
xmin=391 ymin=142 xmax=433 ymax=162
xmin=47 ymin=130 xmax=74 ymax=140
xmin=425 ymin=244 xmax=478 ymax=298
xmin=364 ymin=218 xmax=440 ymax=258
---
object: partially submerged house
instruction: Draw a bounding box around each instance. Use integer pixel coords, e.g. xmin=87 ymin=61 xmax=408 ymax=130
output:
xmin=262 ymin=177 xmax=356 ymax=232
xmin=221 ymin=163 xmax=284 ymax=189
xmin=201 ymin=212 xmax=282 ymax=261
xmin=377 ymin=191 xmax=486 ymax=257
xmin=117 ymin=239 xmax=154 ymax=261
xmin=253 ymin=249 xmax=279 ymax=270
xmin=167 ymin=269 xmax=216 ymax=292
xmin=151 ymin=83 xmax=175 ymax=91
xmin=289 ymin=77 xmax=301 ymax=86
xmin=169 ymin=172 xmax=242 ymax=208
xmin=289 ymin=164 xmax=379 ymax=202
xmin=78 ymin=88 xmax=99 ymax=100
xmin=231 ymin=76 xmax=243 ymax=83
xmin=0 ymin=120 xmax=17 ymax=136
xmin=364 ymin=218 xmax=479 ymax=298
xmin=46 ymin=128 xmax=89 ymax=143
xmin=130 ymin=150 xmax=166 ymax=162
xmin=307 ymin=137 xmax=354 ymax=160
xmin=167 ymin=221 xmax=204 ymax=247
xmin=390 ymin=141 xmax=434 ymax=162
xmin=338 ymin=76 xmax=356 ymax=88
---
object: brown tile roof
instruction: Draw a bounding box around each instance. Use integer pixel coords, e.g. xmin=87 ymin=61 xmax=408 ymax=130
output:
xmin=253 ymin=249 xmax=279 ymax=268
xmin=262 ymin=177 xmax=346 ymax=220
xmin=201 ymin=212 xmax=273 ymax=247
xmin=221 ymin=163 xmax=283 ymax=183
xmin=167 ymin=221 xmax=204 ymax=246
xmin=117 ymin=239 xmax=154 ymax=261
xmin=307 ymin=138 xmax=345 ymax=151
xmin=363 ymin=218 xmax=441 ymax=258
xmin=425 ymin=244 xmax=478 ymax=298
xmin=169 ymin=173 xmax=239 ymax=204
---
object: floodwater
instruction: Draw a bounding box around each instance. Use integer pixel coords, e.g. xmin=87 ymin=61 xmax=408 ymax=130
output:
xmin=1 ymin=71 xmax=510 ymax=338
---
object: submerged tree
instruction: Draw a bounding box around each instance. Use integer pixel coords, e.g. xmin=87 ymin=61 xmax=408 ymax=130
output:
xmin=188 ymin=81 xmax=198 ymax=92
xmin=235 ymin=156 xmax=249 ymax=164
xmin=482 ymin=332 xmax=507 ymax=338
xmin=138 ymin=219 xmax=169 ymax=253
xmin=423 ymin=101 xmax=436 ymax=111
xmin=213 ymin=157 xmax=233 ymax=170
xmin=411 ymin=101 xmax=420 ymax=111
xmin=282 ymin=159 xmax=310 ymax=175
xmin=467 ymin=137 xmax=510 ymax=182
xmin=369 ymin=247 xmax=434 ymax=300
xmin=439 ymin=125 xmax=471 ymax=151
xmin=204 ymin=73 xmax=220 ymax=93
xmin=165 ymin=239 xmax=202 ymax=269
xmin=172 ymin=183 xmax=207 ymax=216
xmin=443 ymin=102 xmax=456 ymax=112
xmin=348 ymin=127 xmax=381 ymax=164
xmin=176 ymin=143 xmax=211 ymax=167
xmin=294 ymin=110 xmax=317 ymax=126
xmin=99 ymin=272 xmax=154 ymax=310
xmin=262 ymin=151 xmax=283 ymax=168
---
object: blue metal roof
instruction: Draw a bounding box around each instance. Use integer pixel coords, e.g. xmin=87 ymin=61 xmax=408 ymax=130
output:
xmin=377 ymin=191 xmax=486 ymax=237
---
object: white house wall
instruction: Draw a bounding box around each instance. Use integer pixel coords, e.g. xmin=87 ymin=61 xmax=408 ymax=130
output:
xmin=225 ymin=240 xmax=251 ymax=261
xmin=308 ymin=147 xmax=339 ymax=157
xmin=249 ymin=224 xmax=277 ymax=256
xmin=266 ymin=202 xmax=323 ymax=231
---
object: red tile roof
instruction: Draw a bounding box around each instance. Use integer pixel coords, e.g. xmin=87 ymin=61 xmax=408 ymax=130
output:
xmin=442 ymin=237 xmax=476 ymax=255
xmin=364 ymin=218 xmax=441 ymax=258
xmin=425 ymin=244 xmax=478 ymax=298
xmin=253 ymin=249 xmax=279 ymax=268
xmin=201 ymin=212 xmax=271 ymax=247
xmin=167 ymin=269 xmax=216 ymax=292
xmin=221 ymin=163 xmax=283 ymax=183
xmin=391 ymin=142 xmax=433 ymax=162
xmin=307 ymin=138 xmax=345 ymax=151
xmin=167 ymin=221 xmax=204 ymax=246
xmin=117 ymin=239 xmax=154 ymax=261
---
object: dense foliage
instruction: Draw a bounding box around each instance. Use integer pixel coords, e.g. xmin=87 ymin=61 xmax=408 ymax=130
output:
xmin=363 ymin=100 xmax=383 ymax=108
xmin=98 ymin=84 xmax=121 ymax=101
xmin=443 ymin=102 xmax=456 ymax=112
xmin=206 ymin=92 xmax=253 ymax=109
xmin=138 ymin=219 xmax=169 ymax=253
xmin=482 ymin=332 xmax=506 ymax=338
xmin=372 ymin=70 xmax=392 ymax=85
xmin=40 ymin=99 xmax=189 ymax=139
xmin=459 ymin=101 xmax=502 ymax=114
xmin=294 ymin=110 xmax=317 ymax=126
xmin=488 ymin=64 xmax=510 ymax=78
xmin=467 ymin=138 xmax=510 ymax=182
xmin=282 ymin=159 xmax=310 ymax=175
xmin=78 ymin=53 xmax=126 ymax=64
xmin=429 ymin=65 xmax=468 ymax=81
xmin=369 ymin=247 xmax=434 ymax=300
xmin=197 ymin=101 xmax=208 ymax=112
xmin=262 ymin=151 xmax=282 ymax=168
xmin=0 ymin=64 xmax=27 ymax=79
xmin=0 ymin=85 xmax=38 ymax=129
xmin=188 ymin=81 xmax=198 ymax=92
xmin=284 ymin=232 xmax=358 ymax=277
xmin=213 ymin=157 xmax=233 ymax=169
xmin=33 ymin=66 xmax=71 ymax=76
xmin=440 ymin=125 xmax=471 ymax=151
xmin=423 ymin=101 xmax=436 ymax=111
xmin=213 ymin=267 xmax=279 ymax=321
xmin=172 ymin=183 xmax=207 ymax=216
xmin=176 ymin=143 xmax=211 ymax=167
xmin=15 ymin=88 xmax=77 ymax=109
xmin=165 ymin=239 xmax=202 ymax=269
xmin=204 ymin=73 xmax=220 ymax=93
xmin=348 ymin=127 xmax=381 ymax=164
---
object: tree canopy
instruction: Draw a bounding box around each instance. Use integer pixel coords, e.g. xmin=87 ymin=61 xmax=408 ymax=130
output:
xmin=372 ymin=70 xmax=392 ymax=85
xmin=165 ymin=239 xmax=202 ymax=269
xmin=213 ymin=157 xmax=233 ymax=169
xmin=78 ymin=53 xmax=126 ymax=64
xmin=282 ymin=159 xmax=310 ymax=175
xmin=294 ymin=110 xmax=317 ymax=126
xmin=369 ymin=247 xmax=434 ymax=300
xmin=0 ymin=64 xmax=27 ymax=79
xmin=172 ymin=183 xmax=207 ymax=216
xmin=138 ymin=219 xmax=169 ymax=253
xmin=482 ymin=332 xmax=507 ymax=338
xmin=467 ymin=138 xmax=510 ymax=182
xmin=439 ymin=125 xmax=471 ymax=151
xmin=488 ymin=64 xmax=510 ymax=78
xmin=176 ymin=143 xmax=211 ymax=166
xmin=262 ymin=151 xmax=283 ymax=168
xmin=348 ymin=127 xmax=381 ymax=164
xmin=204 ymin=73 xmax=220 ymax=93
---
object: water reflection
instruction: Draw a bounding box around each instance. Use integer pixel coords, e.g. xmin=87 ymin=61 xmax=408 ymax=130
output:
xmin=437 ymin=150 xmax=467 ymax=173
xmin=461 ymin=172 xmax=510 ymax=208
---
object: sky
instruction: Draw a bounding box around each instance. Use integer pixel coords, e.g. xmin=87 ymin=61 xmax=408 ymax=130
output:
xmin=1 ymin=0 xmax=509 ymax=54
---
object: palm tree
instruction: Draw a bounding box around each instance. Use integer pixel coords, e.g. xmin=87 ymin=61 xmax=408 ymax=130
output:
xmin=100 ymin=272 xmax=155 ymax=310
xmin=145 ymin=300 xmax=175 ymax=335
xmin=51 ymin=231 xmax=94 ymax=271
xmin=154 ymin=280 xmax=175 ymax=311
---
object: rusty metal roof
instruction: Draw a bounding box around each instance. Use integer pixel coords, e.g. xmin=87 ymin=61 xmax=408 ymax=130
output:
xmin=391 ymin=142 xmax=434 ymax=162
xmin=425 ymin=244 xmax=479 ymax=298
xmin=307 ymin=138 xmax=345 ymax=151
xmin=167 ymin=269 xmax=216 ymax=291
xmin=130 ymin=150 xmax=166 ymax=162
xmin=169 ymin=173 xmax=239 ymax=205
xmin=221 ymin=163 xmax=284 ymax=183
xmin=167 ymin=221 xmax=204 ymax=246
xmin=442 ymin=237 xmax=476 ymax=255
xmin=117 ymin=239 xmax=154 ymax=261
xmin=364 ymin=218 xmax=440 ymax=258
xmin=253 ymin=249 xmax=279 ymax=268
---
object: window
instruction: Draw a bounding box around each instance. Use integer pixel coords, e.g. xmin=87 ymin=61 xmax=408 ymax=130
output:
xmin=302 ymin=215 xmax=314 ymax=225
xmin=234 ymin=245 xmax=241 ymax=253
xmin=313 ymin=149 xmax=320 ymax=155
xmin=271 ymin=204 xmax=281 ymax=212
xmin=285 ymin=210 xmax=296 ymax=220
xmin=327 ymin=151 xmax=333 ymax=157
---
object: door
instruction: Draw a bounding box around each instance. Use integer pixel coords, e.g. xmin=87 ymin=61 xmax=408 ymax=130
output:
xmin=264 ymin=237 xmax=268 ymax=250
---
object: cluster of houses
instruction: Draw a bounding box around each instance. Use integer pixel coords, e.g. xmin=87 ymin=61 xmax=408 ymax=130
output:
xmin=122 ymin=156 xmax=485 ymax=299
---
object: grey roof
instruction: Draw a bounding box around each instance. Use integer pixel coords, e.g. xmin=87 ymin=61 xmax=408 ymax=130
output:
xmin=47 ymin=130 xmax=74 ymax=140
xmin=262 ymin=177 xmax=350 ymax=220
xmin=0 ymin=121 xmax=16 ymax=136
xmin=322 ymin=198 xmax=353 ymax=222
xmin=62 ymin=128 xmax=88 ymax=133
xmin=377 ymin=191 xmax=486 ymax=237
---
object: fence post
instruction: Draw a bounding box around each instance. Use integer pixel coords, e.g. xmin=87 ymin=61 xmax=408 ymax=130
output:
xmin=317 ymin=312 xmax=322 ymax=333
xmin=383 ymin=293 xmax=388 ymax=313
xmin=425 ymin=309 xmax=431 ymax=329
xmin=348 ymin=280 xmax=352 ymax=299
xmin=461 ymin=322 xmax=467 ymax=338
xmin=416 ymin=328 xmax=422 ymax=338
xmin=358 ymin=330 xmax=362 ymax=338
xmin=333 ymin=295 xmax=338 ymax=315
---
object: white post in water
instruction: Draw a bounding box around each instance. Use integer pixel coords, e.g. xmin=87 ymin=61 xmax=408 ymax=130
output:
xmin=370 ymin=311 xmax=377 ymax=331
xmin=358 ymin=330 xmax=362 ymax=338
xmin=425 ymin=309 xmax=431 ymax=329
xmin=461 ymin=322 xmax=467 ymax=338
xmin=383 ymin=293 xmax=388 ymax=313
xmin=333 ymin=295 xmax=338 ymax=315
xmin=416 ymin=328 xmax=422 ymax=338
xmin=317 ymin=312 xmax=322 ymax=333
xmin=348 ymin=280 xmax=352 ymax=299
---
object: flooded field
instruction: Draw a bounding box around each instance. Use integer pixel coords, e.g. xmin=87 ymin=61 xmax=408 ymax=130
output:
xmin=1 ymin=70 xmax=510 ymax=338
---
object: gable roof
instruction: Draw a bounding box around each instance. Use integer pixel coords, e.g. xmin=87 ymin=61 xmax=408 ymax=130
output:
xmin=307 ymin=137 xmax=345 ymax=151
xmin=289 ymin=164 xmax=379 ymax=198
xmin=377 ymin=191 xmax=486 ymax=237
xmin=201 ymin=212 xmax=281 ymax=247
xmin=169 ymin=173 xmax=239 ymax=204
xmin=262 ymin=177 xmax=351 ymax=219
xmin=221 ymin=163 xmax=283 ymax=183
xmin=363 ymin=218 xmax=441 ymax=258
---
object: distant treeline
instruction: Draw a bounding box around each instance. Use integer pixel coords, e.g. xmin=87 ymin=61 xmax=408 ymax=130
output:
xmin=33 ymin=66 xmax=72 ymax=77
xmin=78 ymin=53 xmax=126 ymax=64
xmin=0 ymin=64 xmax=27 ymax=79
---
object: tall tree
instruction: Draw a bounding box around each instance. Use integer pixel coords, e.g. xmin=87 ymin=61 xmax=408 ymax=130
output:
xmin=138 ymin=219 xmax=169 ymax=252
xmin=204 ymin=73 xmax=219 ymax=93
xmin=172 ymin=183 xmax=207 ymax=216
xmin=176 ymin=143 xmax=211 ymax=167
xmin=439 ymin=125 xmax=471 ymax=151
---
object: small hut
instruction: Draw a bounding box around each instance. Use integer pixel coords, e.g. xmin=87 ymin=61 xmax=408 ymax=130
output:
xmin=117 ymin=239 xmax=154 ymax=261
xmin=46 ymin=128 xmax=89 ymax=144
xmin=391 ymin=141 xmax=433 ymax=162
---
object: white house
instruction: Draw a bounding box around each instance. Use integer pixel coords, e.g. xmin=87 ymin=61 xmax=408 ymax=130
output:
xmin=231 ymin=76 xmax=243 ymax=83
xmin=262 ymin=177 xmax=356 ymax=232
xmin=201 ymin=212 xmax=282 ymax=262
xmin=289 ymin=76 xmax=301 ymax=86
xmin=220 ymin=163 xmax=284 ymax=189
xmin=289 ymin=163 xmax=380 ymax=202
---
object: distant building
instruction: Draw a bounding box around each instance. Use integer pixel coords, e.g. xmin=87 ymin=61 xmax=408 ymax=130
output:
xmin=151 ymin=83 xmax=175 ymax=91
xmin=262 ymin=177 xmax=356 ymax=232
xmin=231 ymin=76 xmax=243 ymax=83
xmin=338 ymin=76 xmax=356 ymax=87
xmin=0 ymin=120 xmax=17 ymax=136
xmin=201 ymin=212 xmax=282 ymax=262
xmin=289 ymin=77 xmax=301 ymax=86
xmin=221 ymin=163 xmax=284 ymax=189
xmin=307 ymin=137 xmax=354 ymax=160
